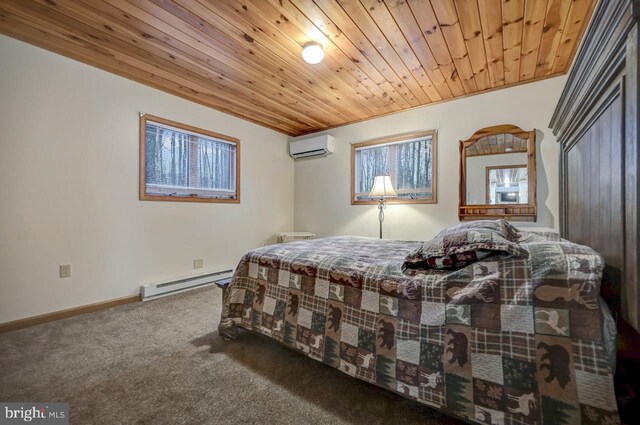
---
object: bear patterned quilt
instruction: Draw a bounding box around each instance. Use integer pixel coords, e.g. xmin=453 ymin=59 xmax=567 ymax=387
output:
xmin=218 ymin=235 xmax=619 ymax=425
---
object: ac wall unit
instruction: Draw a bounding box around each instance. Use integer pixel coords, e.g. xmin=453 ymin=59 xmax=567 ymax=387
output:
xmin=289 ymin=135 xmax=335 ymax=159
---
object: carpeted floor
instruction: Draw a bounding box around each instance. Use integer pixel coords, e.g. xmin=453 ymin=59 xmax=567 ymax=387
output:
xmin=0 ymin=286 xmax=463 ymax=425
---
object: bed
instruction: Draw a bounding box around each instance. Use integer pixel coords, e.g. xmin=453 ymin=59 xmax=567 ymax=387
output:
xmin=218 ymin=230 xmax=619 ymax=425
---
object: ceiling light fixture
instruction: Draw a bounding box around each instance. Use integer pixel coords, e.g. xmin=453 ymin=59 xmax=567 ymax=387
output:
xmin=302 ymin=41 xmax=324 ymax=64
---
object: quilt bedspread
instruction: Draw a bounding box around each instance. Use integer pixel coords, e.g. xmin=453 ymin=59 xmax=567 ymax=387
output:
xmin=218 ymin=235 xmax=619 ymax=425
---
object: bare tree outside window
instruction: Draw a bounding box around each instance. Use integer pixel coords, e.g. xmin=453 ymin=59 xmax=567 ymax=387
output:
xmin=139 ymin=115 xmax=240 ymax=203
xmin=351 ymin=130 xmax=437 ymax=204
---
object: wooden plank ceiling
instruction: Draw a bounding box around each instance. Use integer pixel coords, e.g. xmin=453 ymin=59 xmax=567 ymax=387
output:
xmin=466 ymin=134 xmax=528 ymax=156
xmin=0 ymin=0 xmax=596 ymax=136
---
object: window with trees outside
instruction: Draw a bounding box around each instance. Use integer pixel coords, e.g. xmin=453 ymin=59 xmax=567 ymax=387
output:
xmin=140 ymin=114 xmax=240 ymax=203
xmin=351 ymin=130 xmax=437 ymax=204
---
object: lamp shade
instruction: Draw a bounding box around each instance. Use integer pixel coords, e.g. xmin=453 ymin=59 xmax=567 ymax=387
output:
xmin=370 ymin=175 xmax=397 ymax=198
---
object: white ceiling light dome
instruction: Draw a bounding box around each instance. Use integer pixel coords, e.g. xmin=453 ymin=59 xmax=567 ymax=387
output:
xmin=302 ymin=42 xmax=324 ymax=64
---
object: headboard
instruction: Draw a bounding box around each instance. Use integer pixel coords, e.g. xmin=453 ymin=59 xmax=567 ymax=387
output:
xmin=550 ymin=0 xmax=640 ymax=332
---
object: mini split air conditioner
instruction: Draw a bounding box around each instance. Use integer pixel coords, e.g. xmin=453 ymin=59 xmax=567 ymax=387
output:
xmin=289 ymin=135 xmax=335 ymax=159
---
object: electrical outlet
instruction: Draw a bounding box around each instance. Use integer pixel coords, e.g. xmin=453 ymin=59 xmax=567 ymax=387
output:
xmin=193 ymin=258 xmax=204 ymax=269
xmin=59 ymin=264 xmax=71 ymax=278
xmin=261 ymin=241 xmax=267 ymax=246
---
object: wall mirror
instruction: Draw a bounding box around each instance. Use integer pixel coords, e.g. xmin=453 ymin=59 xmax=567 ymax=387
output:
xmin=459 ymin=124 xmax=537 ymax=221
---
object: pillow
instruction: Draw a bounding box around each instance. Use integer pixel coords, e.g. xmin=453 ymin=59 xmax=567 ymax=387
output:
xmin=403 ymin=228 xmax=529 ymax=270
xmin=436 ymin=219 xmax=521 ymax=242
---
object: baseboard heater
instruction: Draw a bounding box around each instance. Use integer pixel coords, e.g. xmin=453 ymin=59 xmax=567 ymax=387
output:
xmin=141 ymin=269 xmax=234 ymax=301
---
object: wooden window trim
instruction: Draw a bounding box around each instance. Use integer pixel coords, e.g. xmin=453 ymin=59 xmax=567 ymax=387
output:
xmin=351 ymin=130 xmax=438 ymax=205
xmin=139 ymin=114 xmax=240 ymax=204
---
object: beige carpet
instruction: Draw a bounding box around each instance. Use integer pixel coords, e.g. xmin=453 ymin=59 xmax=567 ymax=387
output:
xmin=0 ymin=286 xmax=463 ymax=424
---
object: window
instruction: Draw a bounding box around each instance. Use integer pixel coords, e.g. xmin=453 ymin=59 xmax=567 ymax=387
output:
xmin=351 ymin=130 xmax=437 ymax=204
xmin=140 ymin=114 xmax=240 ymax=203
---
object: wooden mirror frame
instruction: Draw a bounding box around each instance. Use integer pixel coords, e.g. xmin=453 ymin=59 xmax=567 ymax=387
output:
xmin=459 ymin=124 xmax=537 ymax=221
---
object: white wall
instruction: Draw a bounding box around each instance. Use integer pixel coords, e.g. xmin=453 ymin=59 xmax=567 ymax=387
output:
xmin=294 ymin=76 xmax=566 ymax=240
xmin=0 ymin=36 xmax=294 ymax=323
